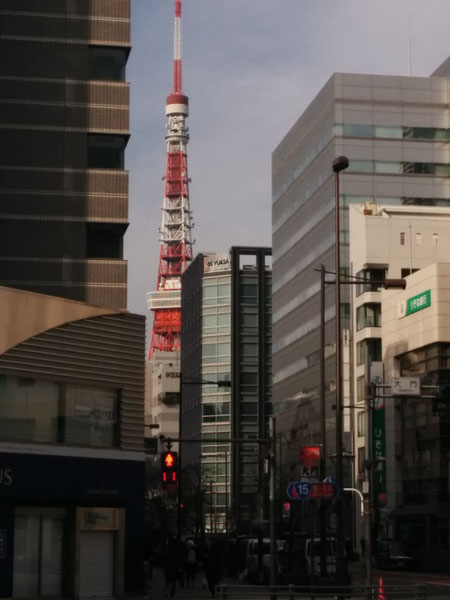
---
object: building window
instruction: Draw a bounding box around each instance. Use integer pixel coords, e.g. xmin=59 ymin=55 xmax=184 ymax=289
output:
xmin=356 ymin=268 xmax=386 ymax=296
xmin=401 ymin=268 xmax=419 ymax=278
xmin=357 ymin=339 xmax=382 ymax=366
xmin=356 ymin=303 xmax=381 ymax=330
xmin=86 ymin=223 xmax=125 ymax=259
xmin=0 ymin=376 xmax=118 ymax=448
xmin=357 ymin=375 xmax=365 ymax=403
xmin=400 ymin=232 xmax=405 ymax=246
xmin=415 ymin=232 xmax=422 ymax=246
xmin=203 ymin=278 xmax=231 ymax=306
xmin=88 ymin=46 xmax=127 ymax=81
xmin=87 ymin=134 xmax=127 ymax=169
xmin=357 ymin=411 xmax=365 ymax=437
xmin=433 ymin=233 xmax=439 ymax=246
xmin=202 ymin=342 xmax=231 ymax=364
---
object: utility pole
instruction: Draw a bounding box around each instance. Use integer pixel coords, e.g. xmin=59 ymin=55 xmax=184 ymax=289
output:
xmin=269 ymin=416 xmax=277 ymax=586
xmin=363 ymin=354 xmax=373 ymax=590
xmin=319 ymin=263 xmax=327 ymax=579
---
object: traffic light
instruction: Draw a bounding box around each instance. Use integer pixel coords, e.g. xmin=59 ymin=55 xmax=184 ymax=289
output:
xmin=300 ymin=445 xmax=321 ymax=468
xmin=161 ymin=451 xmax=178 ymax=485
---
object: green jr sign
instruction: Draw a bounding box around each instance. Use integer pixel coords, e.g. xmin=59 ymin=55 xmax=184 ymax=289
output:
xmin=399 ymin=289 xmax=431 ymax=318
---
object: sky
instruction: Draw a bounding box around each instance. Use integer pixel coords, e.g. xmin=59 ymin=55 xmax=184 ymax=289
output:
xmin=125 ymin=0 xmax=450 ymax=321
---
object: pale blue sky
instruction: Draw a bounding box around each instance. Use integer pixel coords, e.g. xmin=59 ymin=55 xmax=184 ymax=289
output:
xmin=125 ymin=0 xmax=450 ymax=322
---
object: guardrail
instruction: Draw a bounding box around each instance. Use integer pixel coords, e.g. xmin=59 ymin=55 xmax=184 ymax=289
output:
xmin=215 ymin=583 xmax=427 ymax=600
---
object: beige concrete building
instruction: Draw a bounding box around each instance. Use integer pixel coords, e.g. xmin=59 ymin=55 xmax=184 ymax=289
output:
xmin=380 ymin=263 xmax=450 ymax=570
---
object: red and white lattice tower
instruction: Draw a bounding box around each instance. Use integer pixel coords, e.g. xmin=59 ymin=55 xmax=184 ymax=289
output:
xmin=148 ymin=0 xmax=193 ymax=358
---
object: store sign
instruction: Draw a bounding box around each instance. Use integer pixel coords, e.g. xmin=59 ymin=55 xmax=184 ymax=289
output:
xmin=82 ymin=507 xmax=119 ymax=531
xmin=204 ymin=254 xmax=231 ymax=272
xmin=372 ymin=405 xmax=386 ymax=506
xmin=398 ymin=290 xmax=431 ymax=318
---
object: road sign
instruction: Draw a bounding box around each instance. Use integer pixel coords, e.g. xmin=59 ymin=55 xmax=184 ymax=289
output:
xmin=286 ymin=481 xmax=312 ymax=500
xmin=391 ymin=377 xmax=420 ymax=396
xmin=324 ymin=476 xmax=337 ymax=486
xmin=286 ymin=481 xmax=337 ymax=501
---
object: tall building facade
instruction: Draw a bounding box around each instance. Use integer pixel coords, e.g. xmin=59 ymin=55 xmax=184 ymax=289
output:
xmin=0 ymin=3 xmax=147 ymax=597
xmin=272 ymin=57 xmax=450 ymax=474
xmin=0 ymin=0 xmax=130 ymax=308
xmin=381 ymin=263 xmax=450 ymax=570
xmin=350 ymin=204 xmax=450 ymax=551
xmin=180 ymin=247 xmax=272 ymax=534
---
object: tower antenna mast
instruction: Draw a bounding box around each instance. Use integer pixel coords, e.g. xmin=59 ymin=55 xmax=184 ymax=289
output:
xmin=147 ymin=0 xmax=193 ymax=357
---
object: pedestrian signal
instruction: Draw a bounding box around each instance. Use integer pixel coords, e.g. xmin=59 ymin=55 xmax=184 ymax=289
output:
xmin=161 ymin=451 xmax=178 ymax=486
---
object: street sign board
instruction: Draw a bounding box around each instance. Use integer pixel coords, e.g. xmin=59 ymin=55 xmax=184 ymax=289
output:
xmin=391 ymin=377 xmax=420 ymax=396
xmin=286 ymin=481 xmax=337 ymax=501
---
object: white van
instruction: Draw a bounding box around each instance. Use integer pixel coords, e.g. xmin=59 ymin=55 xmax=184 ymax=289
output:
xmin=304 ymin=537 xmax=336 ymax=575
xmin=245 ymin=538 xmax=286 ymax=584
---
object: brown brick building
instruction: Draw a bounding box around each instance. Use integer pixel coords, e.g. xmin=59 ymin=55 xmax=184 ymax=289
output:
xmin=0 ymin=0 xmax=131 ymax=309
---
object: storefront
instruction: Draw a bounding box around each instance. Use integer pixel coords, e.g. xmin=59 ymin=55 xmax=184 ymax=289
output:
xmin=0 ymin=451 xmax=144 ymax=598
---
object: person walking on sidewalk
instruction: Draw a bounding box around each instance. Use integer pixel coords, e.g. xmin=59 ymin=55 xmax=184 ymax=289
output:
xmin=162 ymin=537 xmax=183 ymax=598
xmin=184 ymin=538 xmax=197 ymax=588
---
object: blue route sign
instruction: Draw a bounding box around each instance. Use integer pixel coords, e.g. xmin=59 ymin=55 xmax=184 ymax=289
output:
xmin=286 ymin=481 xmax=337 ymax=501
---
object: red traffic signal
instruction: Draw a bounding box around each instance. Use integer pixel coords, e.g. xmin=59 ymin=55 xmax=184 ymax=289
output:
xmin=300 ymin=445 xmax=321 ymax=468
xmin=161 ymin=451 xmax=178 ymax=485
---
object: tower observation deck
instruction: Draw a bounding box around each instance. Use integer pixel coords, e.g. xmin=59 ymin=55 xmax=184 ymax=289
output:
xmin=148 ymin=0 xmax=193 ymax=357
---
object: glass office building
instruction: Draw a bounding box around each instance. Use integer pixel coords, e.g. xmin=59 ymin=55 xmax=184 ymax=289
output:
xmin=181 ymin=247 xmax=272 ymax=534
xmin=272 ymin=58 xmax=450 ymax=468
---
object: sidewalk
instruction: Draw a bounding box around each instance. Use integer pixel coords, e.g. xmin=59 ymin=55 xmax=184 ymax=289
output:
xmin=148 ymin=567 xmax=229 ymax=600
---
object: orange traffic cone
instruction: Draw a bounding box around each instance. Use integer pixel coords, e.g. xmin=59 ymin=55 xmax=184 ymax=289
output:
xmin=378 ymin=576 xmax=386 ymax=600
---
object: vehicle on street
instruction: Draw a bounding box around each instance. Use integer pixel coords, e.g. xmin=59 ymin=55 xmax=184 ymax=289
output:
xmin=376 ymin=539 xmax=415 ymax=570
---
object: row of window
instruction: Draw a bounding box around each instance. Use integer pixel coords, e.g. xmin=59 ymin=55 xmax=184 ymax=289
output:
xmin=0 ymin=375 xmax=118 ymax=448
xmin=349 ymin=159 xmax=450 ymax=176
xmin=400 ymin=232 xmax=440 ymax=247
xmin=336 ymin=123 xmax=450 ymax=141
xmin=87 ymin=47 xmax=129 ymax=171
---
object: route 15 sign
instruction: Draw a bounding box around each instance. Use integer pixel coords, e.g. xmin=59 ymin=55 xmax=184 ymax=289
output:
xmin=286 ymin=481 xmax=337 ymax=500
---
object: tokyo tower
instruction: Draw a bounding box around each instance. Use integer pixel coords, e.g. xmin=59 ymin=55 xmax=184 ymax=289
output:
xmin=148 ymin=0 xmax=193 ymax=357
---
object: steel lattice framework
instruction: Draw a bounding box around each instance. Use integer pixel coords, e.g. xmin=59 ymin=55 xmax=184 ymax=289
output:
xmin=148 ymin=0 xmax=193 ymax=357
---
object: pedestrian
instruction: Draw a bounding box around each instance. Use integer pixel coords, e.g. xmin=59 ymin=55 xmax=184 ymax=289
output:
xmin=360 ymin=536 xmax=366 ymax=558
xmin=161 ymin=537 xmax=181 ymax=598
xmin=184 ymin=539 xmax=197 ymax=588
xmin=345 ymin=537 xmax=353 ymax=561
xmin=204 ymin=543 xmax=222 ymax=598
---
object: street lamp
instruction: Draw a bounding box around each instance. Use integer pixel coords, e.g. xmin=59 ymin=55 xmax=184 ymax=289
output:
xmin=332 ymin=155 xmax=349 ymax=590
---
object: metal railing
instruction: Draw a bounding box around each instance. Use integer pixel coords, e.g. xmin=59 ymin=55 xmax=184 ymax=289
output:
xmin=215 ymin=583 xmax=427 ymax=600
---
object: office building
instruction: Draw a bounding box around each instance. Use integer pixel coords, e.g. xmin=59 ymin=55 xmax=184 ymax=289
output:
xmin=0 ymin=3 xmax=147 ymax=597
xmin=180 ymin=247 xmax=272 ymax=534
xmin=272 ymin=57 xmax=450 ymax=478
xmin=0 ymin=0 xmax=130 ymax=308
xmin=381 ymin=262 xmax=450 ymax=570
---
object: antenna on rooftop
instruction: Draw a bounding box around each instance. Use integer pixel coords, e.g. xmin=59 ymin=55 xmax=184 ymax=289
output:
xmin=408 ymin=15 xmax=412 ymax=76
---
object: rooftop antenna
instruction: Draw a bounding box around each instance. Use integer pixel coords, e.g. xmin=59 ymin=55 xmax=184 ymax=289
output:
xmin=408 ymin=15 xmax=412 ymax=76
